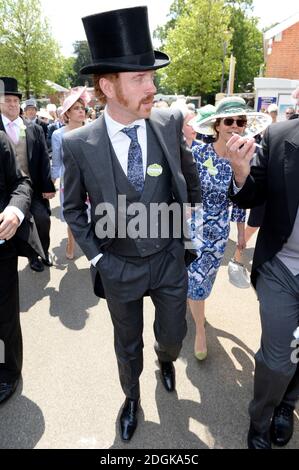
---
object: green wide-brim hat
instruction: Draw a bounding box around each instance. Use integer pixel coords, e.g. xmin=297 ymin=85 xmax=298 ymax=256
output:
xmin=189 ymin=97 xmax=272 ymax=137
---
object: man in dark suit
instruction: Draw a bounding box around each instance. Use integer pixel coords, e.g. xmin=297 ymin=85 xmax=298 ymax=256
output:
xmin=0 ymin=130 xmax=44 ymax=403
xmin=63 ymin=7 xmax=201 ymax=442
xmin=227 ymin=119 xmax=299 ymax=449
xmin=0 ymin=77 xmax=55 ymax=272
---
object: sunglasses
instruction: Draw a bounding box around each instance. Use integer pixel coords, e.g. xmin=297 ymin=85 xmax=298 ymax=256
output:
xmin=222 ymin=117 xmax=247 ymax=127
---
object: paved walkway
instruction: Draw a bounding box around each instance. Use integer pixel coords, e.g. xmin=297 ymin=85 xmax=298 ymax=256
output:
xmin=0 ymin=194 xmax=298 ymax=449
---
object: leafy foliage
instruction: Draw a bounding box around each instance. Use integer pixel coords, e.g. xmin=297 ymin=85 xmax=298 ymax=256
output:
xmin=155 ymin=0 xmax=263 ymax=96
xmin=157 ymin=0 xmax=232 ymax=95
xmin=71 ymin=41 xmax=93 ymax=87
xmin=0 ymin=0 xmax=64 ymax=98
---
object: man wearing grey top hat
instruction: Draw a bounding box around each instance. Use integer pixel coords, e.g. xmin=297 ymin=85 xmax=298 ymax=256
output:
xmin=62 ymin=6 xmax=201 ymax=442
xmin=24 ymin=98 xmax=48 ymax=140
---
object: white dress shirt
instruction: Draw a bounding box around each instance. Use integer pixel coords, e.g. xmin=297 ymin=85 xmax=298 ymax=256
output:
xmin=91 ymin=108 xmax=148 ymax=266
xmin=104 ymin=108 xmax=147 ymax=177
xmin=2 ymin=114 xmax=23 ymax=142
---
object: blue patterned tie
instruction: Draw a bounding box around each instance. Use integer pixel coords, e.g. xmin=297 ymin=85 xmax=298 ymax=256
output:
xmin=121 ymin=125 xmax=144 ymax=193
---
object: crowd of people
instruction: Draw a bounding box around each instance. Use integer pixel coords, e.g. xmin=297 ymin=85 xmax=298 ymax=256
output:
xmin=0 ymin=5 xmax=299 ymax=450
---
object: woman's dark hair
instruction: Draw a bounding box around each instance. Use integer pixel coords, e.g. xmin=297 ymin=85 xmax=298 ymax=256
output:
xmin=212 ymin=118 xmax=222 ymax=140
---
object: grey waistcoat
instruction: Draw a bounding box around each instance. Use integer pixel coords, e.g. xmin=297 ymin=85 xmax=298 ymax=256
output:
xmin=108 ymin=123 xmax=175 ymax=258
xmin=13 ymin=136 xmax=30 ymax=177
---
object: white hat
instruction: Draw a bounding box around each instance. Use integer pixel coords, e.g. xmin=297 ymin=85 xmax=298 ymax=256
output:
xmin=267 ymin=103 xmax=278 ymax=113
xmin=47 ymin=103 xmax=57 ymax=113
xmin=37 ymin=108 xmax=52 ymax=120
xmin=169 ymin=98 xmax=189 ymax=118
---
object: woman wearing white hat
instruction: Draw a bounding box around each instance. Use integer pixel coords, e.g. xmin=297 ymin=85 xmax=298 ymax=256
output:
xmin=187 ymin=97 xmax=271 ymax=360
xmin=51 ymin=87 xmax=90 ymax=259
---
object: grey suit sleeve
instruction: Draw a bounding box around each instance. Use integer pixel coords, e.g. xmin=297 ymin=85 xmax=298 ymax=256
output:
xmin=62 ymin=137 xmax=102 ymax=261
xmin=173 ymin=110 xmax=201 ymax=205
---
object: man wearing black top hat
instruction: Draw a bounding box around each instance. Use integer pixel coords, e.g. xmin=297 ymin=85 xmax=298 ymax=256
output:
xmin=0 ymin=77 xmax=56 ymax=272
xmin=63 ymin=7 xmax=201 ymax=442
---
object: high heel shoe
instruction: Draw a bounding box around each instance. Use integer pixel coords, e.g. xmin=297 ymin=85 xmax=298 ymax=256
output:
xmin=194 ymin=328 xmax=207 ymax=361
xmin=194 ymin=350 xmax=207 ymax=361
xmin=66 ymin=243 xmax=74 ymax=260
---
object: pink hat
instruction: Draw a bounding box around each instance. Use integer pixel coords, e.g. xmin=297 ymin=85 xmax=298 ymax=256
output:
xmin=292 ymin=86 xmax=299 ymax=101
xmin=61 ymin=86 xmax=91 ymax=115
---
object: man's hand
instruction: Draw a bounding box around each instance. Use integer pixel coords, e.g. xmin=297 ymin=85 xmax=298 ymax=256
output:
xmin=0 ymin=211 xmax=20 ymax=240
xmin=42 ymin=192 xmax=56 ymax=200
xmin=226 ymin=134 xmax=256 ymax=187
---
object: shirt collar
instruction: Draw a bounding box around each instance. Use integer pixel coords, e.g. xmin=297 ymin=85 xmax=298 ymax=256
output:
xmin=2 ymin=114 xmax=23 ymax=128
xmin=104 ymin=107 xmax=146 ymax=140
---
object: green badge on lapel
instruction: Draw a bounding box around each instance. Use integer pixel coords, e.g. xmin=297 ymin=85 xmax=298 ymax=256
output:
xmin=19 ymin=123 xmax=26 ymax=138
xmin=147 ymin=164 xmax=163 ymax=177
xmin=203 ymin=157 xmax=218 ymax=176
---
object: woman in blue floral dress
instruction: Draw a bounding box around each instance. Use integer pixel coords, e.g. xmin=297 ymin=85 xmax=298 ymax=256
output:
xmin=187 ymin=98 xmax=253 ymax=360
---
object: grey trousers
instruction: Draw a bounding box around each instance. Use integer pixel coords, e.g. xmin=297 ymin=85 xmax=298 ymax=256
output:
xmin=100 ymin=240 xmax=188 ymax=399
xmin=250 ymin=256 xmax=299 ymax=432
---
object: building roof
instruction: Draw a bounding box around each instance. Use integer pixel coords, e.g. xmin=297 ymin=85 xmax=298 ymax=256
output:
xmin=45 ymin=80 xmax=69 ymax=93
xmin=264 ymin=11 xmax=299 ymax=41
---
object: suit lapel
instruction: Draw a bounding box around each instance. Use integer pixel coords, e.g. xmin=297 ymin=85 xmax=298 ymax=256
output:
xmin=140 ymin=121 xmax=162 ymax=204
xmin=84 ymin=117 xmax=118 ymax=214
xmin=23 ymin=120 xmax=34 ymax=162
xmin=148 ymin=113 xmax=178 ymax=175
xmin=284 ymin=131 xmax=299 ymax=224
xmin=0 ymin=115 xmax=5 ymax=132
xmin=141 ymin=114 xmax=179 ymax=205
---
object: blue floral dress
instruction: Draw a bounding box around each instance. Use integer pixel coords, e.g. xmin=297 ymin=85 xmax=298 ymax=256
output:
xmin=188 ymin=143 xmax=246 ymax=300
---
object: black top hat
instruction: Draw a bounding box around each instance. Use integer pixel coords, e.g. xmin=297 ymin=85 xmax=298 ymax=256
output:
xmin=80 ymin=6 xmax=170 ymax=75
xmin=0 ymin=77 xmax=22 ymax=99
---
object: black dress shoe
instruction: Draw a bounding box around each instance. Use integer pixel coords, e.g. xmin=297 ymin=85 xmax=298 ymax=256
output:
xmin=29 ymin=257 xmax=44 ymax=272
xmin=159 ymin=361 xmax=175 ymax=392
xmin=270 ymin=402 xmax=294 ymax=447
xmin=247 ymin=422 xmax=271 ymax=449
xmin=0 ymin=379 xmax=19 ymax=405
xmin=42 ymin=253 xmax=53 ymax=267
xmin=119 ymin=398 xmax=140 ymax=442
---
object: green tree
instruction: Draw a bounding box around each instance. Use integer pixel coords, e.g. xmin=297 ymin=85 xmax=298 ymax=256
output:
xmin=155 ymin=0 xmax=263 ymax=96
xmin=157 ymin=0 xmax=232 ymax=96
xmin=226 ymin=1 xmax=263 ymax=91
xmin=0 ymin=0 xmax=63 ymax=98
xmin=55 ymin=56 xmax=76 ymax=89
xmin=71 ymin=41 xmax=92 ymax=87
xmin=154 ymin=0 xmax=187 ymax=45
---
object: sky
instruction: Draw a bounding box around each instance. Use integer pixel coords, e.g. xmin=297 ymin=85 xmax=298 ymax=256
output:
xmin=40 ymin=0 xmax=299 ymax=56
